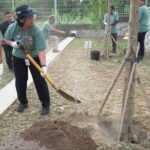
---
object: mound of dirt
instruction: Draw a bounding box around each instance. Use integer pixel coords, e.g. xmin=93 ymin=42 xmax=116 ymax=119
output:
xmin=19 ymin=120 xmax=97 ymax=150
xmin=0 ymin=120 xmax=97 ymax=150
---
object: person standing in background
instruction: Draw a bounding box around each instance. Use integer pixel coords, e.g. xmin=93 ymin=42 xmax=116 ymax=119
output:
xmin=0 ymin=12 xmax=14 ymax=72
xmin=41 ymin=15 xmax=65 ymax=52
xmin=103 ymin=5 xmax=119 ymax=53
xmin=138 ymin=0 xmax=149 ymax=60
xmin=11 ymin=11 xmax=17 ymax=21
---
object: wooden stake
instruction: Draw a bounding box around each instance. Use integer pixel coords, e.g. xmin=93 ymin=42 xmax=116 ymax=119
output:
xmin=97 ymin=59 xmax=126 ymax=116
xmin=97 ymin=48 xmax=132 ymax=116
xmin=117 ymin=44 xmax=139 ymax=143
xmin=136 ymin=73 xmax=150 ymax=109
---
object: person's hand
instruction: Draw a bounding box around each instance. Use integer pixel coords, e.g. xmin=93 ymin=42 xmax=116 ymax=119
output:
xmin=103 ymin=21 xmax=108 ymax=26
xmin=0 ymin=39 xmax=3 ymax=46
xmin=61 ymin=31 xmax=65 ymax=35
xmin=9 ymin=41 xmax=24 ymax=51
xmin=11 ymin=41 xmax=20 ymax=49
xmin=40 ymin=65 xmax=47 ymax=77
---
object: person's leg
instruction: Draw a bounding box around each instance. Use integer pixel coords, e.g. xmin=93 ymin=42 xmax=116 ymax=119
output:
xmin=111 ymin=33 xmax=117 ymax=53
xmin=29 ymin=57 xmax=50 ymax=114
xmin=3 ymin=45 xmax=13 ymax=71
xmin=138 ymin=32 xmax=146 ymax=58
xmin=13 ymin=56 xmax=28 ymax=104
xmin=13 ymin=56 xmax=28 ymax=112
xmin=49 ymin=35 xmax=59 ymax=52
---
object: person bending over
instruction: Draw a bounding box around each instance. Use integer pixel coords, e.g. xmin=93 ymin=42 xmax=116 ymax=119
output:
xmin=4 ymin=4 xmax=50 ymax=115
xmin=41 ymin=15 xmax=65 ymax=52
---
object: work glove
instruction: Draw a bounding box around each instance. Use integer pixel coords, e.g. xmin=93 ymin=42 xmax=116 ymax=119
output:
xmin=40 ymin=65 xmax=47 ymax=77
xmin=103 ymin=21 xmax=108 ymax=26
xmin=0 ymin=63 xmax=3 ymax=75
xmin=10 ymin=41 xmax=24 ymax=51
xmin=11 ymin=41 xmax=20 ymax=49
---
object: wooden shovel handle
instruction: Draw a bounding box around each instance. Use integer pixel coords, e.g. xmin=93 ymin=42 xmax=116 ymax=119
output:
xmin=26 ymin=54 xmax=57 ymax=90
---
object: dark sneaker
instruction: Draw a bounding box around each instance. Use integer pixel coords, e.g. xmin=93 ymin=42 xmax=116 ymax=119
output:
xmin=137 ymin=56 xmax=143 ymax=62
xmin=17 ymin=103 xmax=28 ymax=113
xmin=41 ymin=107 xmax=50 ymax=115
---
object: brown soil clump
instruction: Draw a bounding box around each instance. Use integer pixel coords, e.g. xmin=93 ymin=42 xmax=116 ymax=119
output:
xmin=20 ymin=120 xmax=97 ymax=150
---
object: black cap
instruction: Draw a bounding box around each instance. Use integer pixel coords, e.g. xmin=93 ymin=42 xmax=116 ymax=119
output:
xmin=16 ymin=4 xmax=34 ymax=18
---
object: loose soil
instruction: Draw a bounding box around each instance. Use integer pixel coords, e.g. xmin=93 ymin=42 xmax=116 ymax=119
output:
xmin=0 ymin=120 xmax=97 ymax=150
xmin=0 ymin=38 xmax=150 ymax=150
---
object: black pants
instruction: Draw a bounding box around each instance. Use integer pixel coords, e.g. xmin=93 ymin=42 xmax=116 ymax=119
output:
xmin=13 ymin=56 xmax=50 ymax=108
xmin=111 ymin=33 xmax=117 ymax=53
xmin=138 ymin=32 xmax=147 ymax=58
xmin=3 ymin=45 xmax=13 ymax=70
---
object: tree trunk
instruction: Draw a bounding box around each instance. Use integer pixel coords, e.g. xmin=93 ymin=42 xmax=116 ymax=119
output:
xmin=105 ymin=0 xmax=112 ymax=59
xmin=120 ymin=0 xmax=139 ymax=141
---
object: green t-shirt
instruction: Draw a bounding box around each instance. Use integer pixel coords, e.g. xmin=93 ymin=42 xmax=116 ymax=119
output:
xmin=4 ymin=22 xmax=46 ymax=59
xmin=138 ymin=5 xmax=149 ymax=33
xmin=41 ymin=21 xmax=53 ymax=40
xmin=104 ymin=11 xmax=119 ymax=33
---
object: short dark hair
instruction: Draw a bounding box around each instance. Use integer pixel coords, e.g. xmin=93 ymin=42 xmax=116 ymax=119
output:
xmin=111 ymin=5 xmax=115 ymax=10
xmin=4 ymin=11 xmax=11 ymax=15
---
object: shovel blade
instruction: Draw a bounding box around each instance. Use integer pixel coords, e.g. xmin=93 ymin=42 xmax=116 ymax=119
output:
xmin=57 ymin=89 xmax=81 ymax=103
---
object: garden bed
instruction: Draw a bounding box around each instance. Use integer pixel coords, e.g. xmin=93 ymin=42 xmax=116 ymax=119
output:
xmin=0 ymin=38 xmax=149 ymax=150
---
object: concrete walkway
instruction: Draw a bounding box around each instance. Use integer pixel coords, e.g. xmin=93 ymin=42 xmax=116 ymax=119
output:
xmin=0 ymin=37 xmax=75 ymax=115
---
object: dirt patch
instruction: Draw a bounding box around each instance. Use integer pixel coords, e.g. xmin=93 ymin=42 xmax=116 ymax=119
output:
xmin=0 ymin=120 xmax=97 ymax=150
xmin=65 ymin=112 xmax=149 ymax=147
xmin=0 ymin=38 xmax=150 ymax=150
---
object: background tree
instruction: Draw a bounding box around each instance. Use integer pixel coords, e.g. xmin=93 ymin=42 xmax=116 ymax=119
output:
xmin=90 ymin=0 xmax=107 ymax=30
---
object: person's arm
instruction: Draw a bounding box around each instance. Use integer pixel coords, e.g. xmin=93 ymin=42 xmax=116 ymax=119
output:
xmin=139 ymin=7 xmax=142 ymax=23
xmin=51 ymin=27 xmax=65 ymax=35
xmin=111 ymin=20 xmax=119 ymax=26
xmin=38 ymin=50 xmax=46 ymax=66
xmin=111 ymin=12 xmax=119 ymax=25
xmin=38 ymin=50 xmax=47 ymax=76
xmin=103 ymin=14 xmax=108 ymax=25
xmin=35 ymin=26 xmax=47 ymax=67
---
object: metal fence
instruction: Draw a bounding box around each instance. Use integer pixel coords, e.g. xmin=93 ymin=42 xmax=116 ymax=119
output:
xmin=0 ymin=0 xmax=92 ymax=25
xmin=0 ymin=0 xmax=150 ymax=25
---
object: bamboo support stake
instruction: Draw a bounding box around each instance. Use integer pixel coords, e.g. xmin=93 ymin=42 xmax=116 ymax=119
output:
xmin=106 ymin=35 xmax=109 ymax=60
xmin=117 ymin=45 xmax=139 ymax=143
xmin=73 ymin=80 xmax=79 ymax=127
xmin=111 ymin=34 xmax=122 ymax=51
xmin=105 ymin=1 xmax=112 ymax=60
xmin=136 ymin=73 xmax=150 ymax=109
xmin=99 ymin=32 xmax=108 ymax=51
xmin=117 ymin=61 xmax=136 ymax=142
xmin=97 ymin=59 xmax=126 ymax=116
xmin=97 ymin=47 xmax=132 ymax=116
